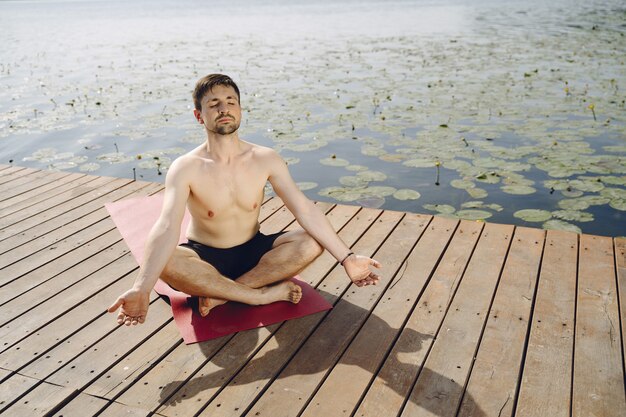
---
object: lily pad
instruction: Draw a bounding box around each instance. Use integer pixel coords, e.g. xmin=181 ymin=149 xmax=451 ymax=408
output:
xmin=561 ymin=189 xmax=584 ymax=198
xmin=423 ymin=204 xmax=456 ymax=214
xmin=542 ymin=219 xmax=582 ymax=234
xmin=346 ymin=164 xmax=368 ymax=172
xmin=552 ymin=210 xmax=594 ymax=222
xmin=456 ymin=209 xmax=492 ymax=220
xmin=357 ymin=170 xmax=388 ymax=182
xmin=403 ymin=158 xmax=437 ymax=168
xmin=501 ymin=185 xmax=537 ymax=195
xmin=450 ymin=179 xmax=476 ymax=190
xmin=365 ymin=186 xmax=397 ymax=197
xmin=79 ymin=163 xmax=101 ymax=172
xmin=467 ymin=188 xmax=489 ymax=199
xmin=609 ymin=199 xmax=626 ymax=211
xmin=297 ymin=182 xmax=318 ymax=191
xmin=514 ymin=209 xmax=553 ymax=222
xmin=558 ymin=199 xmax=591 ymax=211
xmin=357 ymin=195 xmax=386 ymax=208
xmin=393 ymin=189 xmax=421 ymax=200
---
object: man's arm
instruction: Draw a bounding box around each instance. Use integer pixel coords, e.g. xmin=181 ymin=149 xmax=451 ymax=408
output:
xmin=107 ymin=157 xmax=191 ymax=325
xmin=267 ymin=150 xmax=381 ymax=286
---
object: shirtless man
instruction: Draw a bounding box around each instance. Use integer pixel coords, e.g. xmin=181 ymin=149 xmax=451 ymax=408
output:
xmin=108 ymin=74 xmax=382 ymax=326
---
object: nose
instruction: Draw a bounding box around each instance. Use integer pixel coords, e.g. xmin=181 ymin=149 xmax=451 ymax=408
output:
xmin=217 ymin=102 xmax=229 ymax=114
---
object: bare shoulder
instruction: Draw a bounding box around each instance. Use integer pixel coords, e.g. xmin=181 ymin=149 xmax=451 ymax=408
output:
xmin=166 ymin=152 xmax=203 ymax=185
xmin=247 ymin=143 xmax=284 ymax=166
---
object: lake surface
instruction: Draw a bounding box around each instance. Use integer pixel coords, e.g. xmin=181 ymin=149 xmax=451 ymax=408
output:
xmin=1 ymin=0 xmax=625 ymax=236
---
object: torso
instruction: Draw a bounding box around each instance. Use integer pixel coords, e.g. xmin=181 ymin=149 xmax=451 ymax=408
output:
xmin=183 ymin=141 xmax=269 ymax=248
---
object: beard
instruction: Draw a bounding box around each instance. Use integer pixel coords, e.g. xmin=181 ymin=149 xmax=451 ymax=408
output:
xmin=213 ymin=118 xmax=240 ymax=135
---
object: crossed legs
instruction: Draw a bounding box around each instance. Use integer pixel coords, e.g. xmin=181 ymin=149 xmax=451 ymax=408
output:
xmin=160 ymin=229 xmax=323 ymax=316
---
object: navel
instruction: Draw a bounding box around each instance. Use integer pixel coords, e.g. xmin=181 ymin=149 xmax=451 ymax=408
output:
xmin=208 ymin=210 xmax=214 ymax=218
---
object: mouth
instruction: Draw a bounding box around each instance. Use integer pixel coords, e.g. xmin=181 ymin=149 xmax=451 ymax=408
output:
xmin=217 ymin=117 xmax=234 ymax=123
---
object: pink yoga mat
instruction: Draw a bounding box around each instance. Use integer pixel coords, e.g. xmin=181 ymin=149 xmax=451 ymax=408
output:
xmin=105 ymin=194 xmax=332 ymax=344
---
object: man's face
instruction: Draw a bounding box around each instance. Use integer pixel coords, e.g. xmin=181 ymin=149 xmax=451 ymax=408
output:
xmin=194 ymin=85 xmax=241 ymax=135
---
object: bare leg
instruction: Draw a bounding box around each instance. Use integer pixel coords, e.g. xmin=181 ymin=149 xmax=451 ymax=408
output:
xmin=163 ymin=230 xmax=323 ymax=316
xmin=198 ymin=229 xmax=323 ymax=315
xmin=237 ymin=229 xmax=323 ymax=288
xmin=161 ymin=246 xmax=303 ymax=316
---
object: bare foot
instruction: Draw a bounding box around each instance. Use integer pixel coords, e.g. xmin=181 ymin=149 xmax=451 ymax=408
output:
xmin=198 ymin=297 xmax=227 ymax=317
xmin=261 ymin=281 xmax=302 ymax=305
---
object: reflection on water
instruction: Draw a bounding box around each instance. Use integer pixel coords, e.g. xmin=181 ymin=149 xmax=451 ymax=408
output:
xmin=0 ymin=0 xmax=624 ymax=236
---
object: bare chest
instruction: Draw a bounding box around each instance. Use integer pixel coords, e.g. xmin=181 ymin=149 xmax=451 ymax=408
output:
xmin=187 ymin=165 xmax=266 ymax=219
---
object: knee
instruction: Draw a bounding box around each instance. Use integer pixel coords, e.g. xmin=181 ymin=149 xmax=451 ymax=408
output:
xmin=299 ymin=233 xmax=323 ymax=261
xmin=160 ymin=248 xmax=188 ymax=280
xmin=160 ymin=256 xmax=177 ymax=280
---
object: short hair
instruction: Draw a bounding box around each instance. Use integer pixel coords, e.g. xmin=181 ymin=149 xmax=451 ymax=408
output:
xmin=193 ymin=74 xmax=240 ymax=110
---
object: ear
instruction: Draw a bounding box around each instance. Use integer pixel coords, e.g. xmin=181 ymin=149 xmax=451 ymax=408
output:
xmin=193 ymin=109 xmax=203 ymax=124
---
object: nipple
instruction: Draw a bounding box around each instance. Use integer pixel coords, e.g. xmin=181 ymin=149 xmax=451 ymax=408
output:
xmin=253 ymin=202 xmax=258 ymax=209
xmin=208 ymin=210 xmax=214 ymax=218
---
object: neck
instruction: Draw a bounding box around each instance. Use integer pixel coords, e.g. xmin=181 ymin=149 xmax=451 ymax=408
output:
xmin=205 ymin=130 xmax=242 ymax=162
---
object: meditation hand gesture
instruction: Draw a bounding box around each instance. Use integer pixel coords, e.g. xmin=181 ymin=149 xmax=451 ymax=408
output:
xmin=342 ymin=254 xmax=382 ymax=287
xmin=107 ymin=287 xmax=150 ymax=326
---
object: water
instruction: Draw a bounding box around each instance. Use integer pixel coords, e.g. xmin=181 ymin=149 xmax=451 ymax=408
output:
xmin=1 ymin=0 xmax=625 ymax=236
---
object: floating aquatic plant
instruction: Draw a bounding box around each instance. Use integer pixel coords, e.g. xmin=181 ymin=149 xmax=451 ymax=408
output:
xmin=514 ymin=209 xmax=553 ymax=222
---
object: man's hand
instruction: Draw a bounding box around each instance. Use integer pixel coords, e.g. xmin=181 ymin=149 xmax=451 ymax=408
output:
xmin=343 ymin=254 xmax=382 ymax=287
xmin=107 ymin=288 xmax=150 ymax=326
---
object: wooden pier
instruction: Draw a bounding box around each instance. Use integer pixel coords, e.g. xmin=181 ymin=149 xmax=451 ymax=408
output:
xmin=0 ymin=164 xmax=624 ymax=417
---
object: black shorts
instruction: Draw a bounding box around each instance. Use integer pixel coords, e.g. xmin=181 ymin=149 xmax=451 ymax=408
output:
xmin=180 ymin=231 xmax=286 ymax=279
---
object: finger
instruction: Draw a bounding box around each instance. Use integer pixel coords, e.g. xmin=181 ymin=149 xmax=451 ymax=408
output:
xmin=116 ymin=311 xmax=125 ymax=324
xmin=124 ymin=316 xmax=132 ymax=326
xmin=107 ymin=297 xmax=124 ymax=313
xmin=138 ymin=315 xmax=146 ymax=324
xmin=131 ymin=318 xmax=139 ymax=325
xmin=370 ymin=259 xmax=382 ymax=268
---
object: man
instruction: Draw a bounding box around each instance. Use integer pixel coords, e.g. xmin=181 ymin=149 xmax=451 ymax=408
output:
xmin=108 ymin=74 xmax=382 ymax=326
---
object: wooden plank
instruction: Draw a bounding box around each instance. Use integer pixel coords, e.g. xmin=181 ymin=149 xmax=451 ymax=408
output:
xmin=98 ymin=401 xmax=159 ymax=417
xmin=0 ymin=175 xmax=123 ymax=240
xmin=45 ymin=391 xmax=110 ymax=417
xmin=0 ymin=252 xmax=152 ymax=359
xmin=354 ymin=219 xmax=484 ymax=417
xmin=572 ymin=234 xmax=626 ymax=416
xmin=515 ymin=230 xmax=578 ymax=417
xmin=0 ymin=172 xmax=85 ymax=213
xmin=82 ymin=320 xmax=182 ymax=399
xmin=231 ymin=212 xmax=427 ymax=417
xmin=153 ymin=209 xmax=398 ymax=417
xmin=0 ymin=376 xmax=74 ymax=416
xmin=301 ymin=216 xmax=459 ymax=417
xmin=111 ymin=204 xmax=362 ymax=413
xmin=0 ymin=181 xmax=160 ymax=276
xmin=0 ymin=173 xmax=94 ymax=220
xmin=0 ymin=173 xmax=104 ymax=230
xmin=400 ymin=222 xmax=514 ymax=417
xmin=0 ymin=234 xmax=134 ymax=319
xmin=0 ymin=167 xmax=58 ymax=196
xmin=0 ymin=166 xmax=35 ymax=186
xmin=0 ymin=371 xmax=39 ymax=412
xmin=51 ymin=390 xmax=165 ymax=417
xmin=20 ymin=298 xmax=172 ymax=384
xmin=0 ymin=181 xmax=161 ymax=276
xmin=0 ymin=260 xmax=155 ymax=370
xmin=457 ymin=227 xmax=545 ymax=417
xmin=615 ymin=237 xmax=626 ymax=377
